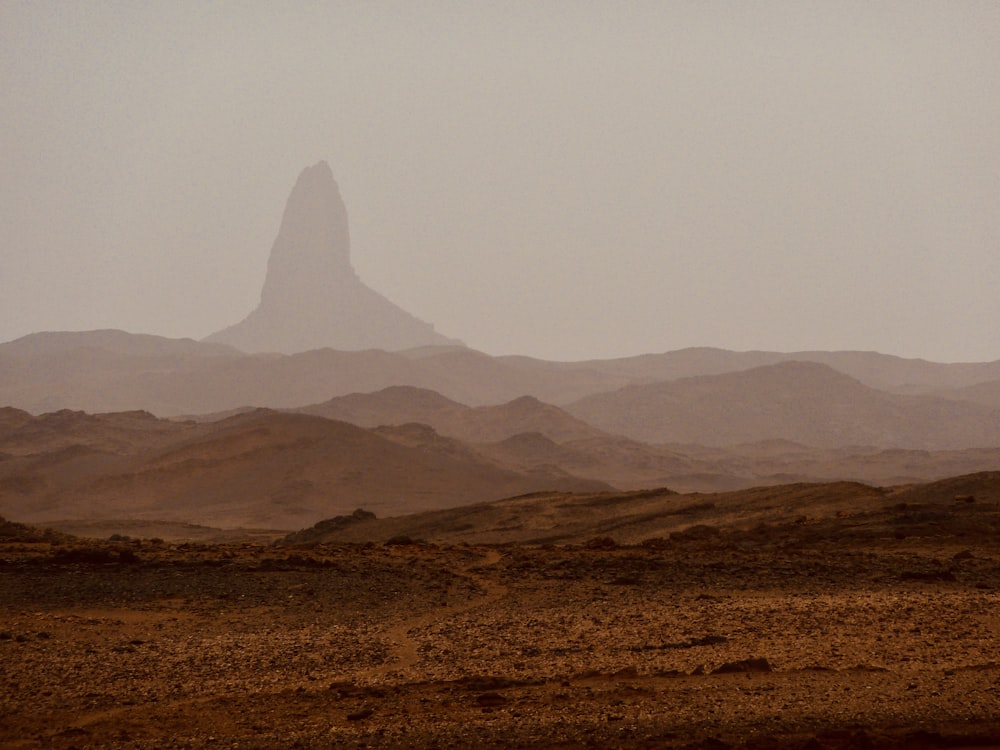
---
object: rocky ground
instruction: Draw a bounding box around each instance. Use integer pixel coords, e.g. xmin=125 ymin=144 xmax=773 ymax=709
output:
xmin=1 ymin=518 xmax=999 ymax=750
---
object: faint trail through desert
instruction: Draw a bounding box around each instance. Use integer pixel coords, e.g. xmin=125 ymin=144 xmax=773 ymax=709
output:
xmin=368 ymin=548 xmax=508 ymax=681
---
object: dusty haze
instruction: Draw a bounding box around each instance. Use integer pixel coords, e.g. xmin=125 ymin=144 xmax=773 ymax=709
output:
xmin=2 ymin=3 xmax=998 ymax=362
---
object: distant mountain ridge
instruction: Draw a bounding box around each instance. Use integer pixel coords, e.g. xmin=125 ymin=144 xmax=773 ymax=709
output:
xmin=3 ymin=331 xmax=1000 ymax=438
xmin=566 ymin=360 xmax=1000 ymax=450
xmin=297 ymin=386 xmax=606 ymax=444
xmin=0 ymin=329 xmax=239 ymax=359
xmin=563 ymin=347 xmax=1000 ymax=393
xmin=0 ymin=408 xmax=608 ymax=529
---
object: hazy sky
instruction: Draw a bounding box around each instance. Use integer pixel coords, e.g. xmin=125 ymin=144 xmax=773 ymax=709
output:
xmin=2 ymin=2 xmax=998 ymax=362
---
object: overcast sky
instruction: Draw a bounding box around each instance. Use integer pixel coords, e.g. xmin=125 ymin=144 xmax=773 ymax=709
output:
xmin=2 ymin=2 xmax=998 ymax=362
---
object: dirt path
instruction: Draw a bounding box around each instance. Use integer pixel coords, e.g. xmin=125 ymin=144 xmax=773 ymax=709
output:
xmin=368 ymin=548 xmax=508 ymax=681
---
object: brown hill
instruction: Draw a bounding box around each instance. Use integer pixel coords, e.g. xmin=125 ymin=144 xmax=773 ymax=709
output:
xmin=281 ymin=471 xmax=1000 ymax=546
xmin=0 ymin=409 xmax=609 ymax=530
xmin=297 ymin=387 xmax=993 ymax=493
xmin=663 ymin=441 xmax=1000 ymax=491
xmin=888 ymin=470 xmax=1000 ymax=505
xmin=1 ymin=329 xmax=238 ymax=359
xmin=2 ymin=399 xmax=998 ymax=536
xmin=298 ymin=382 xmax=1000 ymax=492
xmin=297 ymin=386 xmax=466 ymax=430
xmin=0 ymin=406 xmax=33 ymax=433
xmin=563 ymin=347 xmax=1000 ymax=394
xmin=0 ymin=408 xmax=186 ymax=455
xmin=380 ymin=423 xmax=1000 ymax=495
xmin=404 ymin=347 xmax=638 ymax=405
xmin=298 ymin=386 xmax=606 ymax=443
xmin=475 ymin=432 xmax=698 ymax=489
xmin=933 ymin=378 xmax=1000 ymax=409
xmin=0 ymin=330 xmax=247 ymax=415
xmin=566 ymin=361 xmax=1000 ymax=450
xmin=0 ymin=513 xmax=70 ymax=543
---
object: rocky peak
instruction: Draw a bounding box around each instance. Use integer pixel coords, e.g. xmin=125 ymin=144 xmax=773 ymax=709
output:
xmin=205 ymin=163 xmax=461 ymax=354
xmin=259 ymin=161 xmax=356 ymax=308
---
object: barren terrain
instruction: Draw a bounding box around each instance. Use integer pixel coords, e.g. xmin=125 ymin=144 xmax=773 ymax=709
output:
xmin=5 ymin=403 xmax=1000 ymax=534
xmin=2 ymin=474 xmax=999 ymax=749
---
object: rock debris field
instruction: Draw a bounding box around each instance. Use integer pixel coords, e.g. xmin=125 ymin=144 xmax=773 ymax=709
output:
xmin=1 ymin=519 xmax=999 ymax=749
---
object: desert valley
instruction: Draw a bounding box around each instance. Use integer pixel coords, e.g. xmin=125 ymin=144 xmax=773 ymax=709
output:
xmin=2 ymin=164 xmax=999 ymax=749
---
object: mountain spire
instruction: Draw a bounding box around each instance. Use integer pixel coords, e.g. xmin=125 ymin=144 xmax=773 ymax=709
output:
xmin=204 ymin=163 xmax=461 ymax=354
xmin=259 ymin=161 xmax=356 ymax=309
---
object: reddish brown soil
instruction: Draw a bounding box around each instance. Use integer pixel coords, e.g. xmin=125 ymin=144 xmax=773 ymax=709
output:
xmin=1 ymin=529 xmax=998 ymax=749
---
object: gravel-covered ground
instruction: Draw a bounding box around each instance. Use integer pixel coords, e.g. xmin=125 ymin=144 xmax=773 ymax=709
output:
xmin=1 ymin=531 xmax=999 ymax=749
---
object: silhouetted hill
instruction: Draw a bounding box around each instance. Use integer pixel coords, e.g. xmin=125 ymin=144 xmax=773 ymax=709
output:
xmin=0 ymin=332 xmax=631 ymax=414
xmin=298 ymin=386 xmax=465 ymax=428
xmin=566 ymin=361 xmax=1000 ymax=449
xmin=934 ymin=378 xmax=1000 ymax=409
xmin=889 ymin=470 xmax=1000 ymax=505
xmin=0 ymin=514 xmax=70 ymax=543
xmin=564 ymin=347 xmax=1000 ymax=394
xmin=0 ymin=408 xmax=609 ymax=530
xmin=475 ymin=432 xmax=697 ymax=489
xmin=298 ymin=387 xmax=605 ymax=443
xmin=0 ymin=407 xmax=33 ymax=433
xmin=0 ymin=330 xmax=247 ymax=414
xmin=1 ymin=329 xmax=239 ymax=359
xmin=4 ymin=400 xmax=1000 ymax=532
xmin=0 ymin=408 xmax=180 ymax=455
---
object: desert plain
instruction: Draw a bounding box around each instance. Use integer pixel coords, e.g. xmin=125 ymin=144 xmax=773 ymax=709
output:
xmin=2 ymin=473 xmax=999 ymax=750
xmin=3 ymin=70 xmax=1000 ymax=748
